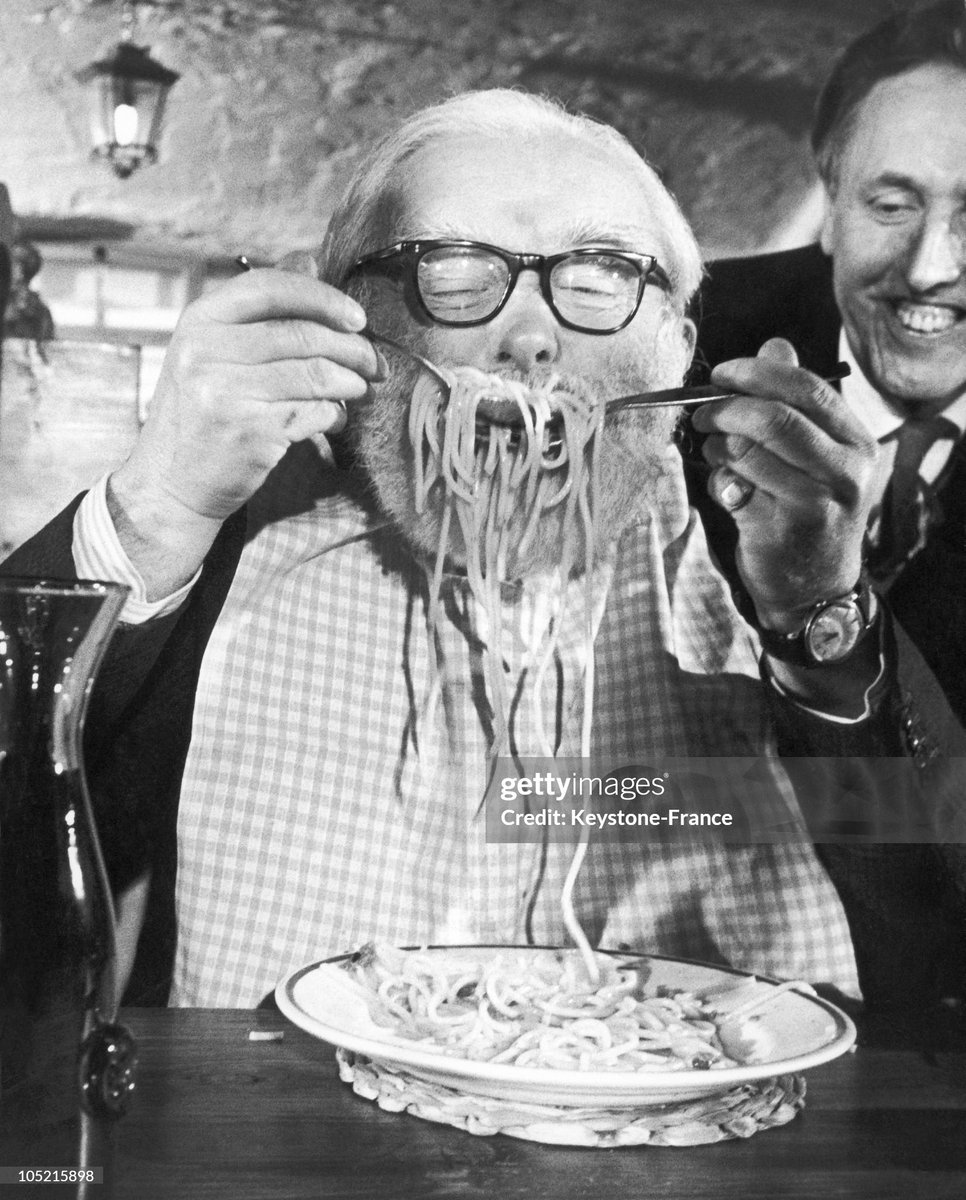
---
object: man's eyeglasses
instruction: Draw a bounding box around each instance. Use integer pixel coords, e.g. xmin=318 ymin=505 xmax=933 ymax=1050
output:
xmin=347 ymin=239 xmax=671 ymax=334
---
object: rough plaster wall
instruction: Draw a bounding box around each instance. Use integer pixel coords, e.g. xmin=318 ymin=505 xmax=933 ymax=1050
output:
xmin=0 ymin=0 xmax=912 ymax=261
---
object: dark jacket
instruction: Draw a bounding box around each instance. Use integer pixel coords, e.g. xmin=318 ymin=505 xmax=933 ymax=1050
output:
xmin=691 ymin=244 xmax=966 ymax=1041
xmin=3 ymin=499 xmax=248 ymax=1005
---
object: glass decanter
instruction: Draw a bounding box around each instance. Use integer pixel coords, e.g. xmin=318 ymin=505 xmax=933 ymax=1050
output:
xmin=0 ymin=579 xmax=137 ymax=1196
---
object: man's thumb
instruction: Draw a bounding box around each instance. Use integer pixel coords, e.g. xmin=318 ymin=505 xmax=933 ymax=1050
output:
xmin=756 ymin=336 xmax=799 ymax=367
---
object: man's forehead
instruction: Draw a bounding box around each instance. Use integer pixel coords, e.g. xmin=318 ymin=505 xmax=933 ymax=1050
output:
xmin=388 ymin=131 xmax=665 ymax=250
xmin=404 ymin=214 xmax=660 ymax=249
xmin=842 ymin=64 xmax=966 ymax=189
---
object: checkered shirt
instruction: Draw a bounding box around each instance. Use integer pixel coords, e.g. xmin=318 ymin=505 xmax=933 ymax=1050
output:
xmin=169 ymin=454 xmax=859 ymax=1007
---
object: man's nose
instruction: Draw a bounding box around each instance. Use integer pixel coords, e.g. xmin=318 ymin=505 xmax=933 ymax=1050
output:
xmin=494 ymin=277 xmax=561 ymax=370
xmin=904 ymin=214 xmax=965 ymax=293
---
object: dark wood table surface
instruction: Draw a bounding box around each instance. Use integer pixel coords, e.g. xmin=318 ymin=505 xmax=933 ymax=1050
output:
xmin=113 ymin=1007 xmax=966 ymax=1200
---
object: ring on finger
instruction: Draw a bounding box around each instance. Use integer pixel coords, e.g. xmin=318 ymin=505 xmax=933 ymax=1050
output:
xmin=718 ymin=473 xmax=755 ymax=512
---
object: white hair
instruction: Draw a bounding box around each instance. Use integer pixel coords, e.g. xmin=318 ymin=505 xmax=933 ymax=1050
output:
xmin=319 ymin=88 xmax=702 ymax=310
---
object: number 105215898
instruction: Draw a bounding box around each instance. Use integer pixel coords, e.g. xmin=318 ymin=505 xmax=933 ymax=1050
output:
xmin=0 ymin=1169 xmax=102 ymax=1184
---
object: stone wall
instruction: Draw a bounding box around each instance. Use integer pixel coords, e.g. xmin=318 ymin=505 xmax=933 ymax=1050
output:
xmin=0 ymin=0 xmax=914 ymax=261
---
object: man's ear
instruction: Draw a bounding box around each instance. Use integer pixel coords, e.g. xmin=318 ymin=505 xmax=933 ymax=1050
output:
xmin=818 ymin=187 xmax=835 ymax=256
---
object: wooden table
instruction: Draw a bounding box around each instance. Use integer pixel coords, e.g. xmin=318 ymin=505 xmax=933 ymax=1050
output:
xmin=113 ymin=1008 xmax=966 ymax=1200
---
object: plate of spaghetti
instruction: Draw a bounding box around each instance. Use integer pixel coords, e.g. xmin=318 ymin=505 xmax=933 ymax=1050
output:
xmin=275 ymin=944 xmax=856 ymax=1108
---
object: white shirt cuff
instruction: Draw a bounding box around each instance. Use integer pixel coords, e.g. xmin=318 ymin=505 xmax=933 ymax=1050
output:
xmin=766 ymin=651 xmax=886 ymax=724
xmin=72 ymin=475 xmax=201 ymax=624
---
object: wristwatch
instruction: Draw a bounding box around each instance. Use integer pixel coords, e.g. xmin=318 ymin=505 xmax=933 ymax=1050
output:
xmin=736 ymin=578 xmax=879 ymax=669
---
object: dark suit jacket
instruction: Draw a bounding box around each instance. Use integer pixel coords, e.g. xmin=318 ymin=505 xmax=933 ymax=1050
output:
xmin=694 ymin=243 xmax=966 ymax=727
xmin=692 ymin=243 xmax=966 ymax=1040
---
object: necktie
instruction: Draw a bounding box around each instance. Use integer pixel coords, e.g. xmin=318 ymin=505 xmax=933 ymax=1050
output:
xmin=870 ymin=415 xmax=959 ymax=583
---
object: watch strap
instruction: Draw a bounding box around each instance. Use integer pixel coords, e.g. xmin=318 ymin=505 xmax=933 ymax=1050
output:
xmin=735 ymin=577 xmax=878 ymax=668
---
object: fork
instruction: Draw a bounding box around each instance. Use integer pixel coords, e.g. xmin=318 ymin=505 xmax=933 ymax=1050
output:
xmin=368 ymin=328 xmax=850 ymax=424
xmin=366 ymin=330 xmax=453 ymax=388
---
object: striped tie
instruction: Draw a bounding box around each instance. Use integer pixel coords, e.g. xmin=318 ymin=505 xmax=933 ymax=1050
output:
xmin=869 ymin=415 xmax=958 ymax=584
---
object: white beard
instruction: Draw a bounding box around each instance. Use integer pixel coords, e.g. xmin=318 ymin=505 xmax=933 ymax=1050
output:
xmin=351 ymin=334 xmax=686 ymax=582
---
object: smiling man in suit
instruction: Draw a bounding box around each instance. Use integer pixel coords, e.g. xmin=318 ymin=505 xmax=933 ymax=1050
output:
xmin=693 ymin=0 xmax=966 ymax=1041
xmin=695 ymin=0 xmax=966 ymax=725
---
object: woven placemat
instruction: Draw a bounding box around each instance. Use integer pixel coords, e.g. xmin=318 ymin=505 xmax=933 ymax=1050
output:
xmin=336 ymin=1050 xmax=806 ymax=1147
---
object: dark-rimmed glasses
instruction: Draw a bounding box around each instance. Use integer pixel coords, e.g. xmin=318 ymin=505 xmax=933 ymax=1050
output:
xmin=346 ymin=239 xmax=671 ymax=334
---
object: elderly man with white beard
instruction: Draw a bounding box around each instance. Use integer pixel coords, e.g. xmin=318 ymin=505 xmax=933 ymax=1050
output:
xmin=4 ymin=89 xmax=959 ymax=1019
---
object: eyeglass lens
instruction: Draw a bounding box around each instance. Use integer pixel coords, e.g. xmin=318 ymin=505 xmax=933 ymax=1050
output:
xmin=416 ymin=246 xmax=645 ymax=330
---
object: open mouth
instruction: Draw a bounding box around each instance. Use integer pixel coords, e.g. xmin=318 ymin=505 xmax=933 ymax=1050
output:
xmin=418 ymin=369 xmax=592 ymax=459
xmin=473 ymin=413 xmax=564 ymax=454
xmin=470 ymin=383 xmax=584 ymax=454
xmin=893 ymin=300 xmax=966 ymax=336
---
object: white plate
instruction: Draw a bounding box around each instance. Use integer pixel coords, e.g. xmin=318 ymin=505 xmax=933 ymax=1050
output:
xmin=275 ymin=946 xmax=856 ymax=1107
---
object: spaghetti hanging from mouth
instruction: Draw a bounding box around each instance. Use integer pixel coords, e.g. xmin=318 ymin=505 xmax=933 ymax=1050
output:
xmin=409 ymin=365 xmax=606 ymax=982
xmin=409 ymin=365 xmax=604 ymax=753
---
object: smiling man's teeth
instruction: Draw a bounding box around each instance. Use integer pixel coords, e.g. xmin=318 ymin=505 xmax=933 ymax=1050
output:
xmin=896 ymin=301 xmax=962 ymax=334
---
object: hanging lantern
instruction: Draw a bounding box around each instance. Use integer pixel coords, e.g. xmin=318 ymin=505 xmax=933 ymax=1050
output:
xmin=76 ymin=10 xmax=180 ymax=180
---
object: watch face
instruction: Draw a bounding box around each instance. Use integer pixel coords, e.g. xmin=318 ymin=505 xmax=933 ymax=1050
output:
xmin=806 ymin=601 xmax=863 ymax=664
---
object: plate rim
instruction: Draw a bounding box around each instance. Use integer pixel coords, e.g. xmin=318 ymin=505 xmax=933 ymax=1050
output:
xmin=275 ymin=944 xmax=856 ymax=1094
